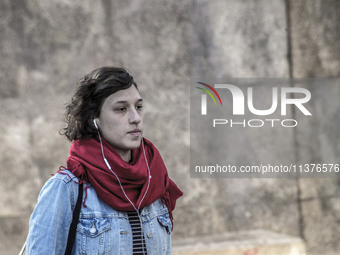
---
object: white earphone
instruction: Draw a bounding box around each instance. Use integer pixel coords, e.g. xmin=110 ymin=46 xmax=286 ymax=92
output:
xmin=93 ymin=119 xmax=99 ymax=129
xmin=92 ymin=118 xmax=150 ymax=254
xmin=92 ymin=118 xmax=151 ymax=211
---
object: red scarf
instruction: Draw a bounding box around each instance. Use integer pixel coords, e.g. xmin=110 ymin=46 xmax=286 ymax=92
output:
xmin=65 ymin=137 xmax=183 ymax=222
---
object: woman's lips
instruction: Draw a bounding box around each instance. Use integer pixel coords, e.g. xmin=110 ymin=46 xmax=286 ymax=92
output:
xmin=128 ymin=129 xmax=141 ymax=136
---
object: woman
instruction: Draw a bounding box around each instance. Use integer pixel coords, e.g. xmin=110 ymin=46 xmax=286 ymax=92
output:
xmin=26 ymin=66 xmax=183 ymax=254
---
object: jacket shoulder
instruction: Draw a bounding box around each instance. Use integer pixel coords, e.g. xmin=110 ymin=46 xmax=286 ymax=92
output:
xmin=51 ymin=169 xmax=79 ymax=184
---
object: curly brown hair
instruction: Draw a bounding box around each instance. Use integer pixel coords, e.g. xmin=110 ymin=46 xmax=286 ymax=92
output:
xmin=61 ymin=66 xmax=137 ymax=141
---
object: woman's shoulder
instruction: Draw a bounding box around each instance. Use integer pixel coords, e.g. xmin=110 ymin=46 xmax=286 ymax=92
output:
xmin=38 ymin=170 xmax=79 ymax=200
xmin=49 ymin=169 xmax=79 ymax=184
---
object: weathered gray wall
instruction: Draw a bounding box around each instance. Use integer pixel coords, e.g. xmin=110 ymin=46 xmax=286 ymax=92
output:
xmin=289 ymin=1 xmax=340 ymax=253
xmin=0 ymin=0 xmax=339 ymax=254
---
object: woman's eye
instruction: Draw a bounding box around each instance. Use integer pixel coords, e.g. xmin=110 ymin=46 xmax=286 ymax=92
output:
xmin=136 ymin=105 xmax=143 ymax=111
xmin=115 ymin=107 xmax=126 ymax=112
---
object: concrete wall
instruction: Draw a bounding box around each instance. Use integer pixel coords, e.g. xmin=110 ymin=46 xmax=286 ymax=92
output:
xmin=0 ymin=1 xmax=339 ymax=254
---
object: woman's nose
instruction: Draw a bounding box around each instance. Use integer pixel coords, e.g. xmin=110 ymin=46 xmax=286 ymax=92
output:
xmin=129 ymin=108 xmax=142 ymax=124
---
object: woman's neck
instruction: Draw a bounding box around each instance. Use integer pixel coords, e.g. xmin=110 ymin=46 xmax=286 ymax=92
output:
xmin=118 ymin=150 xmax=131 ymax=162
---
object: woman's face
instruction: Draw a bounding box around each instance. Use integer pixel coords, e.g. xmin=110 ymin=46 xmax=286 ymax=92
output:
xmin=96 ymin=86 xmax=143 ymax=159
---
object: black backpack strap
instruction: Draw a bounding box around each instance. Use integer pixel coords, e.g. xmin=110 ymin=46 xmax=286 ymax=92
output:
xmin=65 ymin=182 xmax=83 ymax=255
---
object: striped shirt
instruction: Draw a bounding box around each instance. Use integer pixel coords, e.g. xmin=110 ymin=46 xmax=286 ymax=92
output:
xmin=127 ymin=211 xmax=148 ymax=255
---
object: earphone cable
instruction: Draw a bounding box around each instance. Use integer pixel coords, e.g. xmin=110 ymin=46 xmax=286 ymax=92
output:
xmin=96 ymin=128 xmax=150 ymax=254
xmin=96 ymin=129 xmax=139 ymax=212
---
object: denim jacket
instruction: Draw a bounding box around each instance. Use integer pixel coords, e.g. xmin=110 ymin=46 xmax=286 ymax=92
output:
xmin=26 ymin=170 xmax=172 ymax=255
